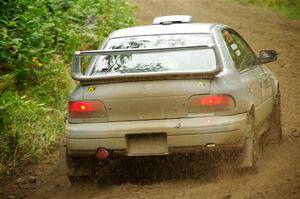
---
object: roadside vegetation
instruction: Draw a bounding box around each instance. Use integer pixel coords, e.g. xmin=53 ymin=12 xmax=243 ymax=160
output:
xmin=236 ymin=0 xmax=300 ymax=18
xmin=0 ymin=0 xmax=134 ymax=176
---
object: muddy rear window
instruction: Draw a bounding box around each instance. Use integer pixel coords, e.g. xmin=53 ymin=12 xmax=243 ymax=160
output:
xmin=89 ymin=34 xmax=217 ymax=76
xmin=104 ymin=34 xmax=213 ymax=49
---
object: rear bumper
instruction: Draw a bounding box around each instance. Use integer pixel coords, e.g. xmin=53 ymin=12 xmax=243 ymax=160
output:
xmin=65 ymin=113 xmax=248 ymax=156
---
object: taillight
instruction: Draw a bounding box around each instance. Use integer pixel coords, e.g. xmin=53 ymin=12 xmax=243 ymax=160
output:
xmin=198 ymin=95 xmax=230 ymax=106
xmin=68 ymin=101 xmax=106 ymax=119
xmin=187 ymin=95 xmax=235 ymax=113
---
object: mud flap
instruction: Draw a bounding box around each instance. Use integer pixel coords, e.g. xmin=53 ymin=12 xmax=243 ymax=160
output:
xmin=240 ymin=136 xmax=254 ymax=168
xmin=58 ymin=138 xmax=68 ymax=175
xmin=240 ymin=113 xmax=258 ymax=170
xmin=266 ymin=91 xmax=283 ymax=144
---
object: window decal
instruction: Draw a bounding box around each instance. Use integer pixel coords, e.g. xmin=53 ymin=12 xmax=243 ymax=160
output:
xmin=223 ymin=31 xmax=233 ymax=43
xmin=231 ymin=43 xmax=238 ymax=50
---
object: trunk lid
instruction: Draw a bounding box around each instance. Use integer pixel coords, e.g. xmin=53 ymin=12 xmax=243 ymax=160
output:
xmin=83 ymin=79 xmax=210 ymax=122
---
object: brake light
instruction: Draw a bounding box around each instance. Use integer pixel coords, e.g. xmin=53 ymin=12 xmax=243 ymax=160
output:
xmin=68 ymin=101 xmax=106 ymax=118
xmin=187 ymin=95 xmax=235 ymax=113
xmin=199 ymin=95 xmax=230 ymax=106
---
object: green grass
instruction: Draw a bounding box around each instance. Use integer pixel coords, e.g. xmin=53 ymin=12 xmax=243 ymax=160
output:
xmin=236 ymin=0 xmax=300 ymax=19
xmin=0 ymin=91 xmax=64 ymax=174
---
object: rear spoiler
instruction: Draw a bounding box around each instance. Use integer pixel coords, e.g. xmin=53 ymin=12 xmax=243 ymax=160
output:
xmin=71 ymin=45 xmax=222 ymax=85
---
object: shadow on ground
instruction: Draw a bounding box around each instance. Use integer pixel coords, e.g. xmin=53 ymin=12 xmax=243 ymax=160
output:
xmin=92 ymin=151 xmax=242 ymax=186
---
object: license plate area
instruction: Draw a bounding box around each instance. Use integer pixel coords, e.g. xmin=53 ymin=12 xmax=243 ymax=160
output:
xmin=126 ymin=133 xmax=168 ymax=156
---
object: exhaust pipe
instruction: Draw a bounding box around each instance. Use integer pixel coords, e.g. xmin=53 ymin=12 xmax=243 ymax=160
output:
xmin=206 ymin=143 xmax=216 ymax=148
xmin=96 ymin=148 xmax=109 ymax=161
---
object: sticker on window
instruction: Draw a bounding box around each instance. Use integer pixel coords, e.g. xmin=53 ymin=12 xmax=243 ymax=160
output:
xmin=231 ymin=43 xmax=238 ymax=50
xmin=223 ymin=31 xmax=233 ymax=43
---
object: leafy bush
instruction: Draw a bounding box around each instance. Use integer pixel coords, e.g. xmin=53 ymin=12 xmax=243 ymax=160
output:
xmin=0 ymin=91 xmax=63 ymax=174
xmin=237 ymin=0 xmax=300 ymax=18
xmin=0 ymin=0 xmax=134 ymax=91
xmin=0 ymin=0 xmax=134 ymax=176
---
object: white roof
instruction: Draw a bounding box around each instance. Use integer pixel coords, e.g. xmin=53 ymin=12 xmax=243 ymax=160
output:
xmin=153 ymin=15 xmax=193 ymax=25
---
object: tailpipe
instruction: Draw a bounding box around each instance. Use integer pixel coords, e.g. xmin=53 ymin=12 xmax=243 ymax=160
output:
xmin=96 ymin=148 xmax=110 ymax=161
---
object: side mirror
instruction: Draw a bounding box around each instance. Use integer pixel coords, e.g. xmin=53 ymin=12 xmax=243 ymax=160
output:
xmin=258 ymin=50 xmax=277 ymax=64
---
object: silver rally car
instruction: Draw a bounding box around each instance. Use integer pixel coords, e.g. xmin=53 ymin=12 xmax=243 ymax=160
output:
xmin=59 ymin=15 xmax=282 ymax=182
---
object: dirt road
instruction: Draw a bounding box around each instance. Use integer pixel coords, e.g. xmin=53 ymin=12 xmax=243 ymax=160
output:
xmin=1 ymin=0 xmax=300 ymax=198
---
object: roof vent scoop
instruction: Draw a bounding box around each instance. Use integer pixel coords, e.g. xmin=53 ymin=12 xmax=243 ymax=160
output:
xmin=153 ymin=15 xmax=193 ymax=25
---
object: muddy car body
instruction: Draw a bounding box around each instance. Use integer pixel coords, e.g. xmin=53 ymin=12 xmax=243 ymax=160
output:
xmin=60 ymin=16 xmax=282 ymax=182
